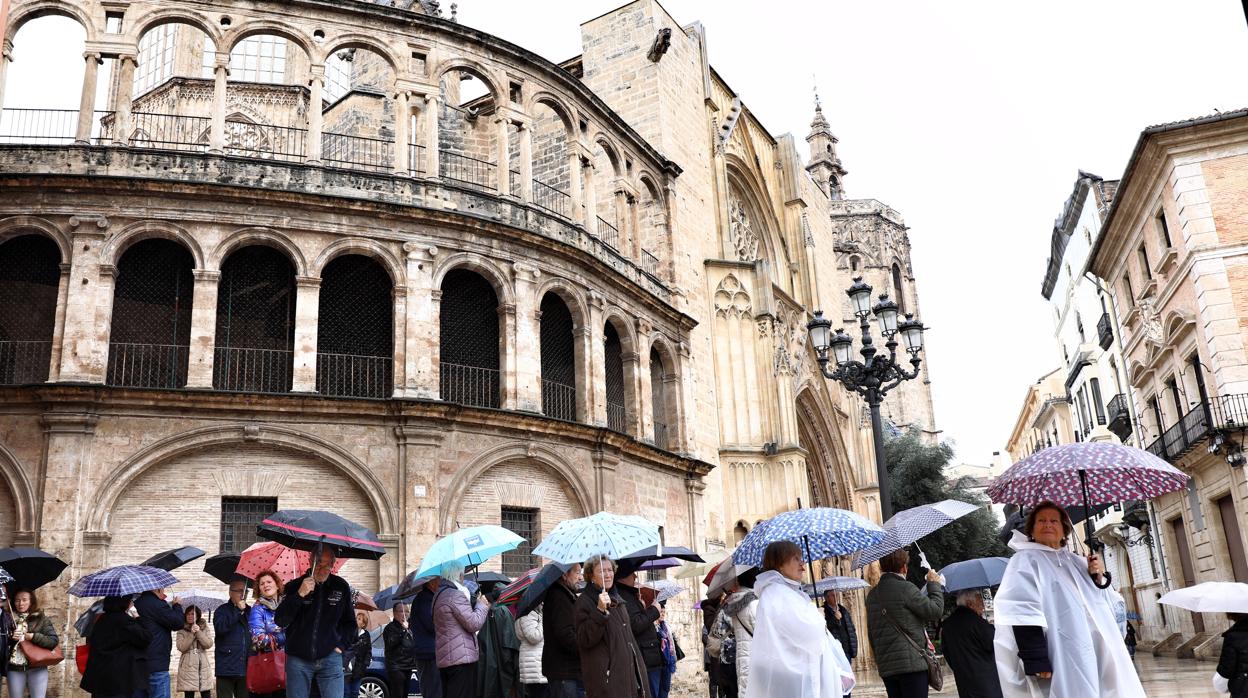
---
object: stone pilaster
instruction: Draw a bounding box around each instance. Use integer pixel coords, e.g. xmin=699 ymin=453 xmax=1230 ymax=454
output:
xmin=574 ymin=326 xmax=592 ymax=423
xmin=495 ymin=115 xmax=511 ymax=197
xmin=47 ymin=263 xmax=70 ymax=382
xmin=568 ymin=151 xmax=585 ymax=226
xmin=186 ymin=270 xmax=220 ymax=389
xmin=422 ymin=95 xmax=440 ymax=178
xmin=209 ymin=57 xmax=228 ymax=153
xmin=57 ymin=215 xmax=109 ymax=382
xmin=636 ymin=320 xmax=655 ymax=443
xmin=513 ymin=262 xmax=542 ymax=412
xmin=622 ymin=350 xmax=641 ymax=438
xmin=307 ymin=68 xmax=325 ymax=164
xmin=588 ymin=291 xmax=607 ymax=426
xmin=395 ymin=425 xmax=444 ymax=574
xmin=111 ymin=55 xmax=136 ymax=146
xmin=291 ymin=276 xmax=321 ymax=392
xmin=403 ymin=243 xmax=439 ymax=398
xmin=517 ymin=120 xmax=533 ymax=203
xmin=0 ymin=40 xmax=11 ymax=113
xmin=74 ymin=52 xmax=102 ymax=144
xmin=500 ymin=301 xmax=518 ymax=410
xmin=592 ymin=444 xmax=619 ymax=511
xmin=582 ymin=156 xmax=598 ymax=232
xmin=394 ymin=90 xmax=410 ymax=175
xmin=391 ymin=284 xmax=408 ymax=396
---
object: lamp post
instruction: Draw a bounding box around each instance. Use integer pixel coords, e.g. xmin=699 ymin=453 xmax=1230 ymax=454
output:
xmin=807 ymin=277 xmax=926 ymax=522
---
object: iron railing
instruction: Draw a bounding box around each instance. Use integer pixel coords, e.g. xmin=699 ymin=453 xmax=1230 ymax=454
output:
xmin=1145 ymin=393 xmax=1248 ymax=462
xmin=1107 ymin=393 xmax=1133 ymax=441
xmin=440 ymin=361 xmax=500 ymax=408
xmin=408 ymin=143 xmax=427 ymax=176
xmin=596 ymin=216 xmax=621 ymax=250
xmin=532 ymin=179 xmax=572 ymax=218
xmin=510 ymin=169 xmax=523 ymax=198
xmin=641 ymin=250 xmax=661 ymax=278
xmin=316 ymin=352 xmax=392 ymax=399
xmin=607 ymin=401 xmax=627 ymax=433
xmin=541 ymin=379 xmax=576 ymax=422
xmin=0 ymin=108 xmax=113 ymax=145
xmin=212 ymin=346 xmax=293 ymax=393
xmin=130 ymin=112 xmax=211 ymax=152
xmin=1097 ymin=312 xmax=1114 ymax=350
xmin=106 ymin=343 xmax=189 ymax=389
xmin=322 ymin=131 xmax=393 ymax=172
xmin=0 ymin=340 xmax=51 ymax=385
xmin=223 ymin=119 xmax=306 ymax=162
xmin=439 ymin=150 xmax=495 ymax=191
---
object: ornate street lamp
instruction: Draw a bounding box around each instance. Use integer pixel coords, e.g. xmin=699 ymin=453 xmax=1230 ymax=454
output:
xmin=807 ymin=277 xmax=926 ymax=521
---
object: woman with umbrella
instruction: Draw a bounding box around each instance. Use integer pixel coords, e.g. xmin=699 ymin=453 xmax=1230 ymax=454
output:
xmin=992 ymin=502 xmax=1144 ymax=697
xmin=573 ymin=554 xmax=650 ymax=698
xmin=432 ymin=560 xmax=489 ymax=698
xmin=81 ymin=595 xmax=153 ymax=697
xmin=5 ymin=588 xmax=59 ymax=698
xmin=248 ymin=569 xmax=286 ymax=698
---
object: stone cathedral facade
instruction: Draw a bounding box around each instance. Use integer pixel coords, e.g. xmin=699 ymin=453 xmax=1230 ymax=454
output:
xmin=0 ymin=0 xmax=936 ymax=690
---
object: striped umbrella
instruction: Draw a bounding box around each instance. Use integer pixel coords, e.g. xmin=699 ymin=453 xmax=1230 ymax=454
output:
xmin=69 ymin=565 xmax=178 ymax=598
xmin=851 ymin=499 xmax=980 ymax=569
xmin=496 ymin=567 xmax=542 ymax=608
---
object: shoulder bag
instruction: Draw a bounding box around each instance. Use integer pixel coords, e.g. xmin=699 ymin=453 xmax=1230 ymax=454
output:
xmin=18 ymin=639 xmax=64 ymax=668
xmin=246 ymin=636 xmax=287 ymax=693
xmin=880 ymin=607 xmax=943 ymax=691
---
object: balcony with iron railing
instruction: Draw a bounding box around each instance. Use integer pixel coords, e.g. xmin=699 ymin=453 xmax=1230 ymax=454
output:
xmin=106 ymin=343 xmax=189 ymax=389
xmin=316 ymin=352 xmax=393 ymax=399
xmin=607 ymin=400 xmax=627 ymax=433
xmin=0 ymin=340 xmax=52 ymax=385
xmin=1097 ymin=312 xmax=1114 ymax=350
xmin=1107 ymin=393 xmax=1133 ymax=442
xmin=541 ymin=378 xmax=577 ymax=422
xmin=440 ymin=362 xmax=501 ymax=408
xmin=597 ymin=216 xmax=621 ymax=250
xmin=212 ymin=346 xmax=294 ymax=394
xmin=1145 ymin=393 xmax=1248 ymax=462
xmin=438 ymin=150 xmax=496 ymax=192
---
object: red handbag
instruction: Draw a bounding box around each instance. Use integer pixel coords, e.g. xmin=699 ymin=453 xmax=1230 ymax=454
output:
xmin=246 ymin=638 xmax=287 ymax=693
xmin=75 ymin=642 xmax=89 ymax=675
xmin=18 ymin=639 xmax=64 ymax=668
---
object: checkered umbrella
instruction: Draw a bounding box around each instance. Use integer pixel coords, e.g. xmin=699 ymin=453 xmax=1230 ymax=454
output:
xmin=69 ymin=565 xmax=178 ymax=598
xmin=733 ymin=508 xmax=885 ymax=568
xmin=531 ymin=512 xmax=660 ymax=565
xmin=851 ymin=499 xmax=980 ymax=569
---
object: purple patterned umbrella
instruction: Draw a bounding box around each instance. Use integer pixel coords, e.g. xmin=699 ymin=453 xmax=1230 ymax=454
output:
xmin=987 ymin=442 xmax=1189 ymax=545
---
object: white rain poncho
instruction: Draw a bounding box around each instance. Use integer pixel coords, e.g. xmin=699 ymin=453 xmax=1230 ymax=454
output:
xmin=743 ymin=570 xmax=855 ymax=698
xmin=993 ymin=530 xmax=1145 ymax=697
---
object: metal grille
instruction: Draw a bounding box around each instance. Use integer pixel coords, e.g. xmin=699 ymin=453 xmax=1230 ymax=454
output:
xmin=316 ymin=255 xmax=393 ymax=398
xmin=214 ymin=246 xmax=295 ymax=393
xmin=131 ymin=112 xmax=211 ymax=152
xmin=220 ymin=497 xmax=278 ymax=555
xmin=650 ymin=347 xmax=668 ymax=449
xmin=107 ymin=239 xmax=193 ymax=389
xmin=322 ymin=131 xmax=394 ymax=172
xmin=500 ymin=507 xmax=539 ymax=578
xmin=596 ymin=216 xmax=621 ymax=250
xmin=540 ymin=293 xmax=576 ymax=421
xmin=439 ymin=269 xmax=500 ymax=407
xmin=0 ymin=235 xmax=59 ymax=385
xmin=439 ymin=150 xmax=496 ymax=191
xmin=605 ymin=323 xmax=627 ymax=432
xmin=533 ymin=179 xmax=572 ymax=219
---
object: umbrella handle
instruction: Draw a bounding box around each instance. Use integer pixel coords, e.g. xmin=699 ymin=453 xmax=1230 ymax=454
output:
xmin=803 ymin=535 xmax=817 ymax=589
xmin=1078 ymin=470 xmax=1099 ymax=550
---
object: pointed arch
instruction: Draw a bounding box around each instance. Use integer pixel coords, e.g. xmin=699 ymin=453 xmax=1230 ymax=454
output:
xmin=796 ymin=386 xmax=855 ymax=510
xmin=724 ymin=158 xmax=789 ymax=270
xmin=0 ymin=442 xmax=38 ymax=535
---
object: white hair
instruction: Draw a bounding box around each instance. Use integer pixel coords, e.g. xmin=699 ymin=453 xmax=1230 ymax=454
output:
xmin=440 ymin=561 xmax=465 ymax=583
xmin=956 ymin=589 xmax=982 ymax=607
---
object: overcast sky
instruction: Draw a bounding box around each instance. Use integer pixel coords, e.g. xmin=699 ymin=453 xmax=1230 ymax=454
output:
xmin=6 ymin=1 xmax=1248 ymax=467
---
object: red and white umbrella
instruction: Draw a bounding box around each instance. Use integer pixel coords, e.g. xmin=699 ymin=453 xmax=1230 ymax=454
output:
xmin=236 ymin=541 xmax=346 ymax=583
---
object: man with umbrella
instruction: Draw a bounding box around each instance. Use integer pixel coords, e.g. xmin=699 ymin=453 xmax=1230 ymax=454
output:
xmin=276 ymin=546 xmax=358 ymax=698
xmin=134 ymin=586 xmax=186 ymax=698
xmin=213 ymin=577 xmax=251 ymax=698
xmin=940 ymin=590 xmax=1001 ymax=698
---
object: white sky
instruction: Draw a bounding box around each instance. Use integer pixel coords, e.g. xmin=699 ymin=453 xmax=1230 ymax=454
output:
xmin=5 ymin=0 xmax=1248 ymax=467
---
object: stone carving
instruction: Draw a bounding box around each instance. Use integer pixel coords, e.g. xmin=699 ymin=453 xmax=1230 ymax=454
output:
xmin=1140 ymin=297 xmax=1164 ymax=344
xmin=728 ymin=196 xmax=760 ymax=262
xmin=714 ymin=274 xmax=751 ymax=319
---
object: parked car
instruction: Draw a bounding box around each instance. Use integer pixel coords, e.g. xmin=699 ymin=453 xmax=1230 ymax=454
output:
xmin=358 ymin=626 xmax=421 ymax=698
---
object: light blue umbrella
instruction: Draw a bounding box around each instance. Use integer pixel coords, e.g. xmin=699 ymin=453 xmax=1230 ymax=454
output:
xmin=851 ymin=499 xmax=981 ymax=570
xmin=733 ymin=508 xmax=885 ymax=570
xmin=415 ymin=525 xmax=525 ymax=579
xmin=940 ymin=557 xmax=1010 ymax=592
xmin=531 ymin=512 xmax=660 ymax=566
xmin=801 ymin=576 xmax=870 ymax=597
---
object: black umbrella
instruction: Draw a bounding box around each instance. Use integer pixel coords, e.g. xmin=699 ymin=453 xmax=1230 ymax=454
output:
xmin=142 ymin=546 xmax=206 ymax=572
xmin=0 ymin=548 xmax=68 ymax=591
xmin=615 ymin=545 xmax=704 ymax=578
xmin=394 ymin=570 xmax=438 ymax=601
xmin=466 ymin=571 xmax=512 ymax=585
xmin=74 ymin=601 xmax=104 ymax=637
xmin=256 ymin=510 xmax=385 ymax=561
xmin=516 ymin=561 xmax=575 ymax=618
xmin=203 ymin=553 xmax=243 ymax=585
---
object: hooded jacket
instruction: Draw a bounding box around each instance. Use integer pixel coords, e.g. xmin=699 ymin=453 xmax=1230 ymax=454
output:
xmin=433 ymin=581 xmax=489 ymax=668
xmin=722 ymin=588 xmax=759 ymax=693
xmin=742 ymin=571 xmax=854 ymax=698
xmin=175 ymin=618 xmax=215 ymax=692
xmin=1217 ymin=618 xmax=1248 ymax=698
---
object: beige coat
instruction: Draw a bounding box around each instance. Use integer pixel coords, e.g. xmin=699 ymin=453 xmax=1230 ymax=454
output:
xmin=175 ymin=619 xmax=215 ymax=692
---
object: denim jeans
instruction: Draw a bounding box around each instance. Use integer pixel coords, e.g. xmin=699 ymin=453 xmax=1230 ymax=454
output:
xmin=6 ymin=666 xmax=50 ymax=698
xmin=286 ymin=654 xmax=344 ymax=698
xmin=343 ymin=678 xmax=361 ymax=698
xmin=647 ymin=669 xmax=662 ymax=698
xmin=134 ymin=671 xmax=171 ymax=698
xmin=548 ymin=679 xmax=585 ymax=698
xmin=658 ymin=669 xmax=672 ymax=698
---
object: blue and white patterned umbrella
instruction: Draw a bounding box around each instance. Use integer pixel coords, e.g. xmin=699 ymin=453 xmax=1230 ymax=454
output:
xmin=0 ymin=566 xmax=13 ymax=586
xmin=801 ymin=576 xmax=870 ymax=597
xmin=732 ymin=508 xmax=885 ymax=568
xmin=69 ymin=565 xmax=178 ymax=598
xmin=851 ymin=499 xmax=980 ymax=569
xmin=532 ymin=512 xmax=660 ymax=565
xmin=415 ymin=525 xmax=525 ymax=579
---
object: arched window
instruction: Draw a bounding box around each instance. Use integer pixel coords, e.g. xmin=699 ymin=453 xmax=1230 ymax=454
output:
xmin=0 ymin=235 xmax=59 ymax=384
xmin=440 ymin=269 xmax=500 ymax=407
xmin=650 ymin=346 xmax=669 ymax=449
xmin=604 ymin=322 xmax=626 ymax=432
xmin=892 ymin=263 xmax=906 ymax=314
xmin=213 ymin=246 xmax=295 ymax=393
xmin=539 ymin=293 xmax=576 ymax=421
xmin=316 ymin=255 xmax=393 ymax=398
xmin=107 ymin=239 xmax=194 ymax=388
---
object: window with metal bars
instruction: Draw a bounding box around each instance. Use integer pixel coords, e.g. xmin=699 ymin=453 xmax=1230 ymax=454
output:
xmin=316 ymin=255 xmax=393 ymax=398
xmin=107 ymin=239 xmax=193 ymax=389
xmin=0 ymin=235 xmax=59 ymax=385
xmin=645 ymin=525 xmax=667 ymax=581
xmin=540 ymin=293 xmax=576 ymax=421
xmin=650 ymin=346 xmax=668 ymax=449
xmin=440 ymin=269 xmax=500 ymax=407
xmin=214 ymin=246 xmax=295 ymax=393
xmin=500 ymin=506 xmax=539 ymax=578
xmin=219 ymin=497 xmax=278 ymax=554
xmin=604 ymin=322 xmax=626 ymax=433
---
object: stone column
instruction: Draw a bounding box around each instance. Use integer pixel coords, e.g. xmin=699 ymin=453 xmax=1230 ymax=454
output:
xmin=74 ymin=52 xmax=102 ymax=143
xmin=307 ymin=69 xmax=325 ymax=164
xmin=111 ymin=55 xmax=136 ymax=146
xmin=57 ymin=215 xmax=109 ymax=382
xmin=500 ymin=302 xmax=518 ymax=410
xmin=403 ymin=243 xmax=439 ymax=399
xmin=588 ymin=292 xmax=607 ymax=426
xmin=47 ymin=263 xmax=71 ymax=382
xmin=495 ymin=115 xmax=511 ymax=197
xmin=675 ymin=341 xmax=694 ymax=452
xmin=614 ymin=189 xmax=628 ymax=243
xmin=92 ymin=263 xmax=117 ymax=377
xmin=0 ymin=40 xmax=12 ymax=114
xmin=423 ymin=94 xmax=440 ymax=178
xmin=209 ymin=57 xmax=228 ymax=153
xmin=394 ymin=425 xmax=444 ymax=574
xmin=685 ymin=477 xmax=706 ymax=555
xmin=568 ymin=151 xmax=585 ymax=225
xmin=626 ymin=193 xmax=641 ymax=260
xmin=391 ymin=285 xmax=408 ymax=397
xmin=512 ymin=262 xmax=542 ymax=412
xmin=636 ymin=334 xmax=654 ymax=444
xmin=574 ymin=324 xmax=592 ymax=423
xmin=622 ymin=350 xmax=641 ymax=437
xmin=582 ymin=158 xmax=598 ymax=233
xmin=517 ymin=121 xmax=533 ymax=203
xmin=291 ymin=276 xmax=321 ymax=392
xmin=186 ymin=270 xmax=220 ymax=389
xmin=393 ymin=90 xmax=410 ymax=176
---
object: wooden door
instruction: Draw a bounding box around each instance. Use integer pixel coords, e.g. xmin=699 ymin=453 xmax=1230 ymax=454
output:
xmin=1218 ymin=496 xmax=1248 ymax=583
xmin=1170 ymin=517 xmax=1205 ymax=633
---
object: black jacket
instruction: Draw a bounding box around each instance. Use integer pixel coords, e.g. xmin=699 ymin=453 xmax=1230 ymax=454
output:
xmin=824 ymin=603 xmax=858 ymax=660
xmin=81 ymin=611 xmax=152 ymax=695
xmin=212 ymin=602 xmax=251 ymax=678
xmin=1218 ymin=618 xmax=1248 ymax=698
xmin=541 ymin=580 xmax=582 ymax=682
xmin=383 ymin=620 xmax=419 ymax=671
xmin=940 ymin=606 xmax=1003 ymax=698
xmin=345 ymin=628 xmax=373 ymax=681
xmin=412 ymin=587 xmax=438 ymax=660
xmin=616 ymin=582 xmax=663 ymax=669
xmin=134 ymin=591 xmax=184 ymax=673
xmin=275 ymin=573 xmax=356 ymax=662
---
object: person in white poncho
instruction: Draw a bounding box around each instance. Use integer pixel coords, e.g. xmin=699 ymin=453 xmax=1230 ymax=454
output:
xmin=743 ymin=541 xmax=855 ymax=698
xmin=993 ymin=501 xmax=1145 ymax=698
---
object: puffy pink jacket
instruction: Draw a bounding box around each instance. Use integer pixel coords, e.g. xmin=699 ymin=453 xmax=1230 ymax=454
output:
xmin=433 ymin=584 xmax=489 ymax=668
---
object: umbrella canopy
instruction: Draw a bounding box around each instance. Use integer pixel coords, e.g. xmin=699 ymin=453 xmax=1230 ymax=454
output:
xmin=851 ymin=500 xmax=980 ymax=569
xmin=532 ymin=512 xmax=660 ymax=565
xmin=1159 ymin=582 xmax=1248 ymax=614
xmin=638 ymin=557 xmax=683 ymax=571
xmin=617 ymin=545 xmax=705 ymax=564
xmin=801 ymin=577 xmax=870 ymax=597
xmin=515 ymin=562 xmax=576 ymax=618
xmin=415 ymin=525 xmax=525 ymax=579
xmin=69 ymin=565 xmax=178 ymax=598
xmin=354 ymin=591 xmax=378 ymax=612
xmin=496 ymin=567 xmax=541 ymax=608
xmin=394 ymin=570 xmax=439 ymax=601
xmin=142 ymin=546 xmax=206 ymax=572
xmin=1126 ymin=611 xmax=1142 ymax=621
xmin=706 ymin=557 xmax=755 ymax=597
xmin=372 ymin=585 xmax=401 ymax=612
xmin=0 ymin=567 xmax=12 ymax=586
xmin=674 ymin=560 xmax=715 ymax=580
xmin=0 ymin=548 xmax=68 ymax=591
xmin=640 ymin=579 xmax=687 ymax=603
xmin=940 ymin=557 xmax=1011 ymax=592
xmin=178 ymin=588 xmax=227 ymax=613
xmin=466 ymin=571 xmax=513 ymax=585
xmin=203 ymin=553 xmax=243 ymax=586
xmin=733 ymin=508 xmax=886 ymax=568
xmin=257 ymin=510 xmax=386 ymax=561
xmin=73 ymin=601 xmax=104 ymax=637
xmin=237 ymin=541 xmax=347 ymax=584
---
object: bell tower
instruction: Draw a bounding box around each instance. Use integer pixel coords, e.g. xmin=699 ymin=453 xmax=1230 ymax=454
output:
xmin=805 ymin=94 xmax=848 ymax=200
